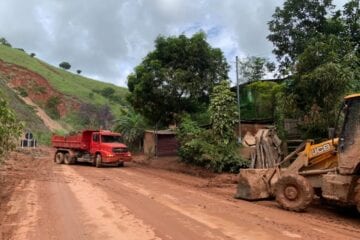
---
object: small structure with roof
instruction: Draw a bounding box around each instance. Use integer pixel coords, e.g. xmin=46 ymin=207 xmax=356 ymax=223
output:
xmin=143 ymin=130 xmax=179 ymax=157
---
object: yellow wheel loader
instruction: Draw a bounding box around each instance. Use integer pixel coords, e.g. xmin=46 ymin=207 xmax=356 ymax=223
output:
xmin=235 ymin=94 xmax=360 ymax=212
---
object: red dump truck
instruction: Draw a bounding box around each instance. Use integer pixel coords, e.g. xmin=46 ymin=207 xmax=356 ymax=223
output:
xmin=51 ymin=130 xmax=132 ymax=167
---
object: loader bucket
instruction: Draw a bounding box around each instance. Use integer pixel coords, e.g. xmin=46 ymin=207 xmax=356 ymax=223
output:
xmin=235 ymin=168 xmax=274 ymax=200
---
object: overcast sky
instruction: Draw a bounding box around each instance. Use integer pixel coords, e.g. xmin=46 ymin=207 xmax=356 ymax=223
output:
xmin=0 ymin=0 xmax=347 ymax=87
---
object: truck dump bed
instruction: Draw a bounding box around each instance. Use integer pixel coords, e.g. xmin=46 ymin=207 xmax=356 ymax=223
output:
xmin=52 ymin=130 xmax=94 ymax=151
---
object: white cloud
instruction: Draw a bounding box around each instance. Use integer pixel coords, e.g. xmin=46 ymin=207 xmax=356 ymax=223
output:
xmin=0 ymin=0 xmax=348 ymax=87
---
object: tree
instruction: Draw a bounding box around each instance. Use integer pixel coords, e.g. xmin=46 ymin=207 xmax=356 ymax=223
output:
xmin=59 ymin=62 xmax=71 ymax=70
xmin=209 ymin=80 xmax=238 ymax=143
xmin=30 ymin=53 xmax=36 ymax=57
xmin=0 ymin=96 xmax=23 ymax=162
xmin=114 ymin=108 xmax=147 ymax=150
xmin=177 ymin=80 xmax=247 ymax=172
xmin=127 ymin=32 xmax=229 ymax=125
xmin=267 ymin=0 xmax=335 ymax=75
xmin=287 ymin=34 xmax=357 ymax=138
xmin=76 ymin=103 xmax=114 ymax=129
xmin=342 ymin=0 xmax=360 ymax=54
xmin=76 ymin=69 xmax=82 ymax=74
xmin=238 ymin=56 xmax=275 ymax=82
xmin=0 ymin=37 xmax=12 ymax=47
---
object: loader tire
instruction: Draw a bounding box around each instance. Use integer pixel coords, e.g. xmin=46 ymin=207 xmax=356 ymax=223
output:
xmin=55 ymin=152 xmax=64 ymax=164
xmin=95 ymin=154 xmax=102 ymax=168
xmin=64 ymin=153 xmax=72 ymax=165
xmin=275 ymin=174 xmax=314 ymax=212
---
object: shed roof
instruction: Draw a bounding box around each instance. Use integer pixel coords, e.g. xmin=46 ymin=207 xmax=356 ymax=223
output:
xmin=145 ymin=130 xmax=176 ymax=135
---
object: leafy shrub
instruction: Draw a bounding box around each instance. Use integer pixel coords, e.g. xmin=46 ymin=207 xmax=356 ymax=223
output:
xmin=33 ymin=85 xmax=46 ymax=94
xmin=65 ymin=103 xmax=114 ymax=130
xmin=177 ymin=116 xmax=248 ymax=173
xmin=45 ymin=96 xmax=60 ymax=119
xmin=92 ymin=87 xmax=125 ymax=105
xmin=0 ymin=96 xmax=23 ymax=162
xmin=177 ymin=81 xmax=249 ymax=173
xmin=16 ymin=87 xmax=28 ymax=97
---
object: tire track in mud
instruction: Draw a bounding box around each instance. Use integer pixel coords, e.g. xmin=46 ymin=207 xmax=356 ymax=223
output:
xmin=71 ymin=165 xmax=360 ymax=240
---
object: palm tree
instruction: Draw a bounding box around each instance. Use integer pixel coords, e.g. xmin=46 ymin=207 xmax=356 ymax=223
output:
xmin=114 ymin=108 xmax=147 ymax=151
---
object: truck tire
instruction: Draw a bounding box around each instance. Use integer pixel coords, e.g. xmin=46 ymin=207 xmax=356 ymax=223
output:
xmin=355 ymin=182 xmax=360 ymax=213
xmin=95 ymin=154 xmax=102 ymax=168
xmin=275 ymin=174 xmax=314 ymax=212
xmin=55 ymin=152 xmax=64 ymax=164
xmin=118 ymin=161 xmax=124 ymax=167
xmin=64 ymin=153 xmax=72 ymax=165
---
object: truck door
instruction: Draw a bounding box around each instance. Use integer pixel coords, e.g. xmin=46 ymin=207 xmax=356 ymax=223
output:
xmin=91 ymin=133 xmax=101 ymax=154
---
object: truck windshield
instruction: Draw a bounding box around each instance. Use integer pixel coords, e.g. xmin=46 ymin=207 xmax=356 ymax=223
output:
xmin=101 ymin=135 xmax=123 ymax=143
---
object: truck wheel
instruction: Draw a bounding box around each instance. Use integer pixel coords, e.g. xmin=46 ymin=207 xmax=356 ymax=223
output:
xmin=55 ymin=152 xmax=64 ymax=164
xmin=118 ymin=161 xmax=124 ymax=167
xmin=95 ymin=154 xmax=102 ymax=168
xmin=275 ymin=174 xmax=314 ymax=212
xmin=355 ymin=182 xmax=360 ymax=213
xmin=64 ymin=153 xmax=72 ymax=165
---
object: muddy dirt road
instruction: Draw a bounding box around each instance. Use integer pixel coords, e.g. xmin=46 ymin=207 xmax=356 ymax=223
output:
xmin=0 ymin=148 xmax=359 ymax=240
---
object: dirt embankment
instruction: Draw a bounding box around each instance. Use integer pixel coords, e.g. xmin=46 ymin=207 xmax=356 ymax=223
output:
xmin=0 ymin=60 xmax=80 ymax=117
xmin=1 ymin=148 xmax=359 ymax=240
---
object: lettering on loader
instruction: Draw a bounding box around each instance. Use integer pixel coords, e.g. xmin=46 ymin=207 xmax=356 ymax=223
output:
xmin=312 ymin=143 xmax=331 ymax=156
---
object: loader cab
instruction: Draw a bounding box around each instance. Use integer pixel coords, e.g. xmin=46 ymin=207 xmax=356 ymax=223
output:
xmin=338 ymin=94 xmax=360 ymax=174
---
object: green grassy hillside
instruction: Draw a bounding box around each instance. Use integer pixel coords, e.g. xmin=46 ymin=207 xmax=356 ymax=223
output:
xmin=0 ymin=77 xmax=52 ymax=143
xmin=0 ymin=45 xmax=128 ymax=113
xmin=0 ymin=45 xmax=130 ymax=142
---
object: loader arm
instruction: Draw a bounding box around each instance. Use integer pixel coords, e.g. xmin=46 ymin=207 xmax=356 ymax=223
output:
xmin=287 ymin=139 xmax=338 ymax=174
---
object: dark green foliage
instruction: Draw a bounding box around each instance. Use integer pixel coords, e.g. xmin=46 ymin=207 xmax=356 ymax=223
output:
xmin=0 ymin=37 xmax=12 ymax=47
xmin=30 ymin=53 xmax=36 ymax=57
xmin=342 ymin=0 xmax=360 ymax=55
xmin=76 ymin=69 xmax=82 ymax=74
xmin=177 ymin=81 xmax=249 ymax=173
xmin=92 ymin=87 xmax=125 ymax=105
xmin=0 ymin=95 xmax=23 ymax=162
xmin=59 ymin=61 xmax=71 ymax=70
xmin=268 ymin=0 xmax=360 ymax=139
xmin=240 ymin=81 xmax=283 ymax=120
xmin=238 ymin=57 xmax=275 ymax=82
xmin=67 ymin=103 xmax=114 ymax=130
xmin=33 ymin=85 xmax=47 ymax=94
xmin=114 ymin=108 xmax=148 ymax=151
xmin=177 ymin=116 xmax=248 ymax=173
xmin=209 ymin=80 xmax=238 ymax=143
xmin=286 ymin=35 xmax=358 ymax=138
xmin=16 ymin=87 xmax=28 ymax=97
xmin=45 ymin=96 xmax=60 ymax=119
xmin=268 ymin=0 xmax=335 ymax=75
xmin=101 ymin=87 xmax=115 ymax=96
xmin=127 ymin=32 xmax=229 ymax=125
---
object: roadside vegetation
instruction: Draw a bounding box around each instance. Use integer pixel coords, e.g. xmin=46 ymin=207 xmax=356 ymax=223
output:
xmin=0 ymin=95 xmax=23 ymax=163
xmin=177 ymin=81 xmax=248 ymax=172
xmin=266 ymin=0 xmax=360 ymax=139
xmin=125 ymin=0 xmax=359 ymax=171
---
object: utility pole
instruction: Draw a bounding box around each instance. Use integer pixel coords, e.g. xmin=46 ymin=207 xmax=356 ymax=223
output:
xmin=236 ymin=56 xmax=241 ymax=142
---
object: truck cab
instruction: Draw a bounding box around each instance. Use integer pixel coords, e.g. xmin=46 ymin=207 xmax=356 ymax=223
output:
xmin=91 ymin=130 xmax=132 ymax=165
